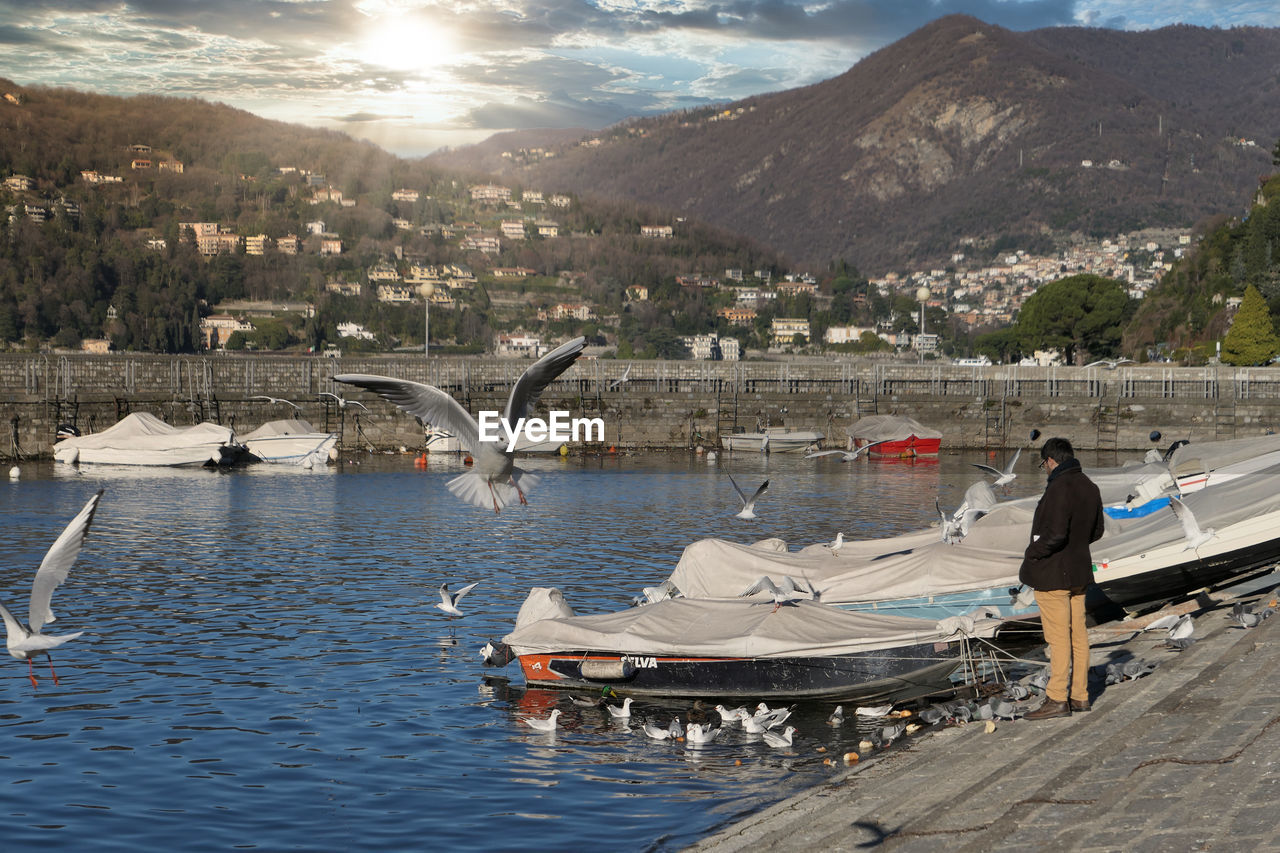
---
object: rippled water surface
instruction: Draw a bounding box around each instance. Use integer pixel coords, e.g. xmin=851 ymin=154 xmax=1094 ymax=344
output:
xmin=0 ymin=450 xmax=1087 ymax=851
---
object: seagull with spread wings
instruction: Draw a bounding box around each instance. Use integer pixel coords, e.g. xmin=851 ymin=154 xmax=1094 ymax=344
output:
xmin=972 ymin=447 xmax=1021 ymax=490
xmin=803 ymin=440 xmax=886 ymax=462
xmin=1 ymin=490 xmax=103 ymax=689
xmin=1169 ymin=496 xmax=1215 ymax=550
xmin=336 ymin=337 xmax=585 ymax=512
xmin=727 ymin=472 xmax=768 ymax=520
xmin=319 ymin=391 xmax=369 ymax=412
xmin=250 ymin=395 xmax=302 ymax=412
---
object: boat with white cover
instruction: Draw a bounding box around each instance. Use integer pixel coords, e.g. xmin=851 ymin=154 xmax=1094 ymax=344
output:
xmin=53 ymin=412 xmax=250 ymax=467
xmin=240 ymin=419 xmax=337 ymax=466
xmin=720 ymin=426 xmax=824 ymax=453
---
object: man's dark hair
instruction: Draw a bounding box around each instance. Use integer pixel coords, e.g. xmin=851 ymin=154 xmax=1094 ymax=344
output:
xmin=1041 ymin=437 xmax=1075 ymax=464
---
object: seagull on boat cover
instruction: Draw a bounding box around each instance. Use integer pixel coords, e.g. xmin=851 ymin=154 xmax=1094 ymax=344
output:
xmin=249 ymin=395 xmax=302 ymax=412
xmin=632 ymin=579 xmax=679 ymax=607
xmin=762 ymin=725 xmax=796 ymax=748
xmin=318 ymin=391 xmax=369 ymax=412
xmin=972 ymin=448 xmax=1021 ymax=489
xmin=936 ymin=480 xmax=998 ymax=544
xmin=685 ymin=722 xmax=721 ymax=744
xmin=739 ymin=575 xmax=819 ymax=611
xmin=727 ymin=472 xmax=769 ymax=520
xmin=435 ymin=582 xmax=478 ymax=618
xmin=336 ymin=337 xmax=586 ymax=512
xmin=803 ymin=440 xmax=886 ymax=463
xmin=1169 ymin=497 xmax=1215 ymax=550
xmin=825 ymin=532 xmax=845 ymax=554
xmin=0 ymin=490 xmax=103 ymax=689
xmin=606 ymin=697 xmax=634 ymax=719
xmin=521 ymin=709 xmax=561 ymax=732
xmin=609 ymin=362 xmax=632 ymax=390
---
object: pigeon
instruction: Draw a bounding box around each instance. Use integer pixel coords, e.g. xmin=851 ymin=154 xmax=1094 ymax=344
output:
xmin=761 ymin=725 xmax=796 ymax=748
xmin=1003 ymin=683 xmax=1030 ymax=700
xmin=918 ymin=705 xmax=945 ymax=725
xmin=520 ymin=709 xmax=561 ymax=732
xmin=606 ymin=697 xmax=634 ymax=718
xmin=972 ymin=447 xmax=1021 ymax=489
xmin=1231 ymin=602 xmax=1262 ymax=628
xmin=1166 ymin=637 xmax=1197 ymax=650
xmin=0 ymin=490 xmax=104 ymax=689
xmin=727 ymin=472 xmax=769 ymax=520
xmin=880 ymin=722 xmax=906 ymax=744
xmin=1028 ymin=667 xmax=1051 ymax=692
xmin=1169 ymin=497 xmax=1215 ymax=550
xmin=336 ymin=336 xmax=586 ymax=512
xmin=827 ymin=705 xmax=844 ymax=726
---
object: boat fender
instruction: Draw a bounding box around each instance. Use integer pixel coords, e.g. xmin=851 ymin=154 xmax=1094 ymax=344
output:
xmin=579 ymin=660 xmax=637 ymax=681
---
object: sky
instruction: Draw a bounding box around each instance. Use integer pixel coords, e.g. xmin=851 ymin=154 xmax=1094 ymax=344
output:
xmin=1 ymin=1 xmax=1278 ymax=158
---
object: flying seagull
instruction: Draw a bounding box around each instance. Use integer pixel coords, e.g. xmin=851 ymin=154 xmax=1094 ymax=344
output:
xmin=1169 ymin=497 xmax=1215 ymax=550
xmin=336 ymin=337 xmax=586 ymax=512
xmin=318 ymin=391 xmax=369 ymax=412
xmin=727 ymin=472 xmax=768 ymax=520
xmin=608 ymin=362 xmax=632 ymax=390
xmin=1084 ymin=358 xmax=1136 ymax=369
xmin=803 ymin=440 xmax=886 ymax=462
xmin=249 ymin=395 xmax=302 ymax=412
xmin=1 ymin=490 xmax=103 ymax=689
xmin=435 ymin=582 xmax=478 ymax=618
xmin=972 ymin=447 xmax=1021 ymax=490
xmin=739 ymin=575 xmax=819 ymax=611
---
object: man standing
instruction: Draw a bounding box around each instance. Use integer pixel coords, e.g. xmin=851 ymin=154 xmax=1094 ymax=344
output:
xmin=1021 ymin=437 xmax=1106 ymax=720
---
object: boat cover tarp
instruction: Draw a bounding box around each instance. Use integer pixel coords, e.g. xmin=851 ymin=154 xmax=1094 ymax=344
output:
xmin=847 ymin=415 xmax=942 ymax=442
xmin=504 ymin=588 xmax=1002 ymax=658
xmin=666 ymin=458 xmax=1280 ymax=605
xmin=240 ymin=419 xmax=325 ymax=440
xmin=56 ymin=412 xmax=234 ymax=452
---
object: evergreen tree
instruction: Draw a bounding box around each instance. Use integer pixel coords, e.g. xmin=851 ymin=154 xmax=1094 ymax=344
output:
xmin=1221 ymin=284 xmax=1280 ymax=365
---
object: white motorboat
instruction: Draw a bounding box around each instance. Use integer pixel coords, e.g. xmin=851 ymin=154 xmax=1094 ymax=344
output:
xmin=240 ymin=419 xmax=337 ymax=466
xmin=720 ymin=426 xmax=824 ymax=453
xmin=424 ymin=425 xmax=566 ymax=454
xmin=53 ymin=412 xmax=250 ymax=467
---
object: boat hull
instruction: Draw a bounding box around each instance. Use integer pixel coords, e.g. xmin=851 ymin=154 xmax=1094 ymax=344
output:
xmin=854 ymin=435 xmax=941 ymax=458
xmin=514 ymin=644 xmax=964 ymax=702
xmin=244 ymin=433 xmax=337 ymax=465
xmin=720 ymin=430 xmax=823 ymax=453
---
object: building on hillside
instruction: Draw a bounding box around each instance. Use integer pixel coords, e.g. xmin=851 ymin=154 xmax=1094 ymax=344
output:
xmin=200 ymin=314 xmax=255 ymax=349
xmin=641 ymin=225 xmax=673 ymax=239
xmin=680 ymin=332 xmax=741 ymax=361
xmin=500 ymin=219 xmax=526 ymax=240
xmin=824 ymin=325 xmax=876 ymax=345
xmin=130 ymin=158 xmax=152 ymax=170
xmin=625 ymin=285 xmax=649 ymax=302
xmin=522 ymin=190 xmax=544 ymax=205
xmin=325 ymin=279 xmax=362 ymax=297
xmin=80 ymin=339 xmax=112 ymax=354
xmin=245 ymin=234 xmax=270 ymax=256
xmin=376 ymin=285 xmax=415 ymax=303
xmin=336 ymin=322 xmax=376 ymax=341
xmin=460 ymin=234 xmax=500 ymax=254
xmin=4 ymin=175 xmax=33 ymax=191
xmin=277 ymin=234 xmax=300 ymax=255
xmin=367 ymin=261 xmax=401 ymax=283
xmin=548 ymin=194 xmax=571 ymax=208
xmin=495 ymin=333 xmax=545 ymax=358
xmin=158 ymin=160 xmax=184 ymax=174
xmin=319 ymin=235 xmax=343 ymax=255
xmin=469 ymin=184 xmax=512 ymax=204
xmin=539 ymin=303 xmax=594 ymax=321
xmin=677 ymin=275 xmax=718 ymax=289
xmin=305 ymin=220 xmax=326 ymax=235
xmin=535 ymin=220 xmax=559 ymax=238
xmin=717 ymin=306 xmax=757 ymax=324
xmin=770 ymin=317 xmax=810 ymax=345
xmin=776 ymin=279 xmax=817 ymax=297
xmin=493 ymin=267 xmax=537 ymax=277
xmin=391 ymin=188 xmax=420 ymax=202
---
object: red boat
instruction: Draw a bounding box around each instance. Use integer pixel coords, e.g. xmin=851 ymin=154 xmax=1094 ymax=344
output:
xmin=849 ymin=415 xmax=942 ymax=458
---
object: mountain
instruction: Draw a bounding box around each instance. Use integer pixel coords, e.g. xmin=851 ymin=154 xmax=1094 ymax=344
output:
xmin=427 ymin=15 xmax=1280 ymax=273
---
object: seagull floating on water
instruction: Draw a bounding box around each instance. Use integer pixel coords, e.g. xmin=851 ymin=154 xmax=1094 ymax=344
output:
xmin=715 ymin=704 xmax=748 ymax=722
xmin=336 ymin=337 xmax=585 ymax=512
xmin=727 ymin=472 xmax=768 ymax=520
xmin=827 ymin=706 xmax=844 ymax=726
xmin=972 ymin=448 xmax=1021 ymax=490
xmin=685 ymin=722 xmax=721 ymax=744
xmin=0 ymin=491 xmax=104 ymax=689
xmin=642 ymin=721 xmax=674 ymax=740
xmin=1169 ymin=497 xmax=1215 ymax=550
xmin=521 ymin=709 xmax=561 ymax=732
xmin=762 ymin=725 xmax=796 ymax=748
xmin=606 ymin=697 xmax=634 ymax=719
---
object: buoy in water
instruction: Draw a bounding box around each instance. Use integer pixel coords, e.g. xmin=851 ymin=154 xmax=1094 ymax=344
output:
xmin=463 ymin=454 xmax=474 ymax=466
xmin=414 ymin=452 xmax=428 ymax=469
xmin=559 ymin=444 xmax=569 ymax=457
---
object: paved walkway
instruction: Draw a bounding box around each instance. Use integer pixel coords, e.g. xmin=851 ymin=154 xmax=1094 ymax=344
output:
xmin=691 ymin=580 xmax=1280 ymax=851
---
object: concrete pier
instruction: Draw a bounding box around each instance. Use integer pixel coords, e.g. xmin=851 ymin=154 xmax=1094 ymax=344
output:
xmin=3 ymin=353 xmax=1280 ymax=457
xmin=690 ymin=577 xmax=1280 ymax=851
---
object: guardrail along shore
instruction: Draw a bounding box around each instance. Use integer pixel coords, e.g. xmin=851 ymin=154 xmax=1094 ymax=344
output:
xmin=1 ymin=353 xmax=1276 ymax=458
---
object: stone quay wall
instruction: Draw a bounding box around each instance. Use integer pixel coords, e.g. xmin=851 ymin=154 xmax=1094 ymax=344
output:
xmin=1 ymin=353 xmax=1278 ymax=458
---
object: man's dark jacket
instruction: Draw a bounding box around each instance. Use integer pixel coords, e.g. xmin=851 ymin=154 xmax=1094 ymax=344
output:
xmin=1019 ymin=458 xmax=1106 ymax=590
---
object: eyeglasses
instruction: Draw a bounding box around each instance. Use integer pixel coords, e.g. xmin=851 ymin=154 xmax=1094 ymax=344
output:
xmin=1038 ymin=458 xmax=1048 ymax=469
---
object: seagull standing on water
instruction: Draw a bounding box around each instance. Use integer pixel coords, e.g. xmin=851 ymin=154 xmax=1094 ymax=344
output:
xmin=972 ymin=448 xmax=1021 ymax=490
xmin=727 ymin=472 xmax=768 ymax=520
xmin=435 ymin=582 xmax=478 ymax=618
xmin=1 ymin=490 xmax=103 ymax=689
xmin=521 ymin=709 xmax=561 ymax=732
xmin=606 ymin=697 xmax=634 ymax=719
xmin=336 ymin=337 xmax=586 ymax=512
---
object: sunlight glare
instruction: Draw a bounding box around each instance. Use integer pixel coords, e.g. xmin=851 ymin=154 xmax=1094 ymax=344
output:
xmin=359 ymin=13 xmax=456 ymax=74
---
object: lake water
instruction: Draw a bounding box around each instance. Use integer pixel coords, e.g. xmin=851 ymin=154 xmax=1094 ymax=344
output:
xmin=0 ymin=449 xmax=1088 ymax=851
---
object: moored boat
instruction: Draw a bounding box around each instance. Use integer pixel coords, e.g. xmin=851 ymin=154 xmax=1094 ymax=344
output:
xmin=847 ymin=414 xmax=942 ymax=458
xmin=720 ymin=426 xmax=824 ymax=453
xmin=53 ymin=412 xmax=251 ymax=467
xmin=490 ymin=588 xmax=1001 ymax=701
xmin=240 ymin=419 xmax=337 ymax=466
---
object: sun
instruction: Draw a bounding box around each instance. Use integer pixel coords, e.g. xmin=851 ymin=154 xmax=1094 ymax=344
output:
xmin=358 ymin=12 xmax=457 ymax=74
